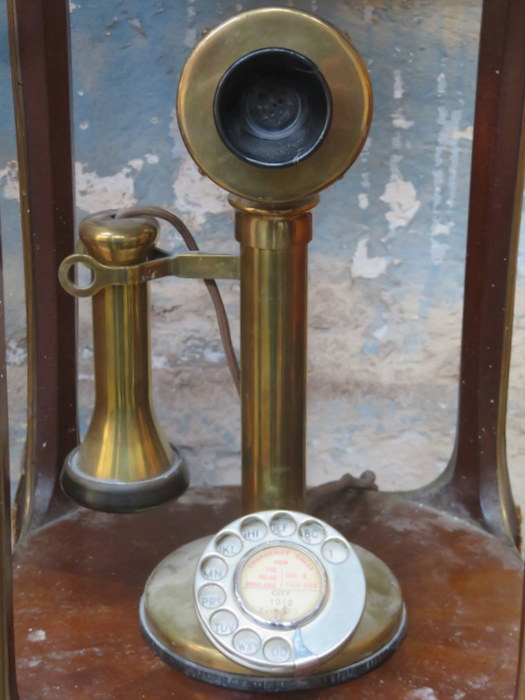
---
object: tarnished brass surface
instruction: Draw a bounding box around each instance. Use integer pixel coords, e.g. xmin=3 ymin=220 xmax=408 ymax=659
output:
xmin=235 ymin=199 xmax=315 ymax=512
xmin=178 ymin=7 xmax=371 ymax=203
xmin=61 ymin=213 xmax=188 ymax=512
xmin=59 ymin=251 xmax=240 ymax=298
xmin=141 ymin=536 xmax=404 ymax=682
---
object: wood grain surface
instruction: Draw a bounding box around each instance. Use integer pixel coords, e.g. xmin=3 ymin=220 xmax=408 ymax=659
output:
xmin=12 ymin=487 xmax=522 ymax=699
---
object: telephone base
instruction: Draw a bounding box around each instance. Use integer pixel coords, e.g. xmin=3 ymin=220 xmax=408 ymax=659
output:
xmin=61 ymin=444 xmax=189 ymax=513
xmin=140 ymin=536 xmax=406 ymax=692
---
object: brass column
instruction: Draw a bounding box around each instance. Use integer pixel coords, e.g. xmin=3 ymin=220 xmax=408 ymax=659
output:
xmin=233 ymin=198 xmax=316 ymax=513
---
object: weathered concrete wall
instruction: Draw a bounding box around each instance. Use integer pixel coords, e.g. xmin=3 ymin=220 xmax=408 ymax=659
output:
xmin=1 ymin=1 xmax=524 ymax=512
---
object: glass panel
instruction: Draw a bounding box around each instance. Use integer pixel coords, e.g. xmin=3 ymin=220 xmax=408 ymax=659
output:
xmin=7 ymin=1 xmax=517 ymax=510
xmin=508 ymin=235 xmax=525 ymax=514
xmin=67 ymin=1 xmax=481 ymax=494
xmin=0 ymin=0 xmax=27 ymax=499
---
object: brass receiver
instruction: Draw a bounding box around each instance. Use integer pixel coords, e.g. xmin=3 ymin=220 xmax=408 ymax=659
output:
xmin=59 ymin=212 xmax=189 ymax=512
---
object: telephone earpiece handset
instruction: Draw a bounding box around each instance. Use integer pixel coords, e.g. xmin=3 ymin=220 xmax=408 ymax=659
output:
xmin=194 ymin=511 xmax=366 ymax=673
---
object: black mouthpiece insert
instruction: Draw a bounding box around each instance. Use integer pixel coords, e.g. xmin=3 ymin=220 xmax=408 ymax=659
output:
xmin=214 ymin=48 xmax=332 ymax=168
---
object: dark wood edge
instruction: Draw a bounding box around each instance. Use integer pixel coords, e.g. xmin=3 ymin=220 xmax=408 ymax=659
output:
xmin=408 ymin=0 xmax=525 ymax=547
xmin=8 ymin=0 xmax=79 ymax=538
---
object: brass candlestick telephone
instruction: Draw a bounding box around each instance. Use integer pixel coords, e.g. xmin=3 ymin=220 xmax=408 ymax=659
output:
xmin=59 ymin=7 xmax=405 ymax=692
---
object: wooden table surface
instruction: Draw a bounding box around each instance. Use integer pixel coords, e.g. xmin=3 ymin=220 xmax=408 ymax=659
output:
xmin=12 ymin=487 xmax=523 ymax=699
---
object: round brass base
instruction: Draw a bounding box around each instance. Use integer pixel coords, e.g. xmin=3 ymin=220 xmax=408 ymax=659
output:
xmin=61 ymin=444 xmax=189 ymax=513
xmin=140 ymin=537 xmax=406 ymax=692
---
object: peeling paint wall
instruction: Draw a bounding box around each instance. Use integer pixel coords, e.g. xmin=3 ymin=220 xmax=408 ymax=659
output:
xmin=1 ymin=1 xmax=524 ymax=510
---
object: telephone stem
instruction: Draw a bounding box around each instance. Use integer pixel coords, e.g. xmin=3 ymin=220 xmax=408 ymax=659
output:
xmin=233 ymin=196 xmax=317 ymax=513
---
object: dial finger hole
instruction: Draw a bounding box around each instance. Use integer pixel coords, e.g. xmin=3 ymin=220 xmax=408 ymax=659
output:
xmin=240 ymin=517 xmax=267 ymax=542
xmin=298 ymin=520 xmax=326 ymax=545
xmin=321 ymin=538 xmax=349 ymax=564
xmin=210 ymin=609 xmax=238 ymax=636
xmin=198 ymin=584 xmax=226 ymax=609
xmin=263 ymin=637 xmax=293 ymax=664
xmin=269 ymin=513 xmax=296 ymax=537
xmin=233 ymin=628 xmax=261 ymax=656
xmin=215 ymin=533 xmax=242 ymax=557
xmin=200 ymin=555 xmax=228 ymax=581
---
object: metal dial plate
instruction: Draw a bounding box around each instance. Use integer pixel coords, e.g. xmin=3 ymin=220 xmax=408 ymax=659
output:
xmin=194 ymin=510 xmax=366 ymax=674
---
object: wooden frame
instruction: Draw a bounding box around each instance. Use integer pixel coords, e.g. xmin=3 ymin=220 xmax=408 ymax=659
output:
xmin=2 ymin=0 xmax=524 ymax=697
